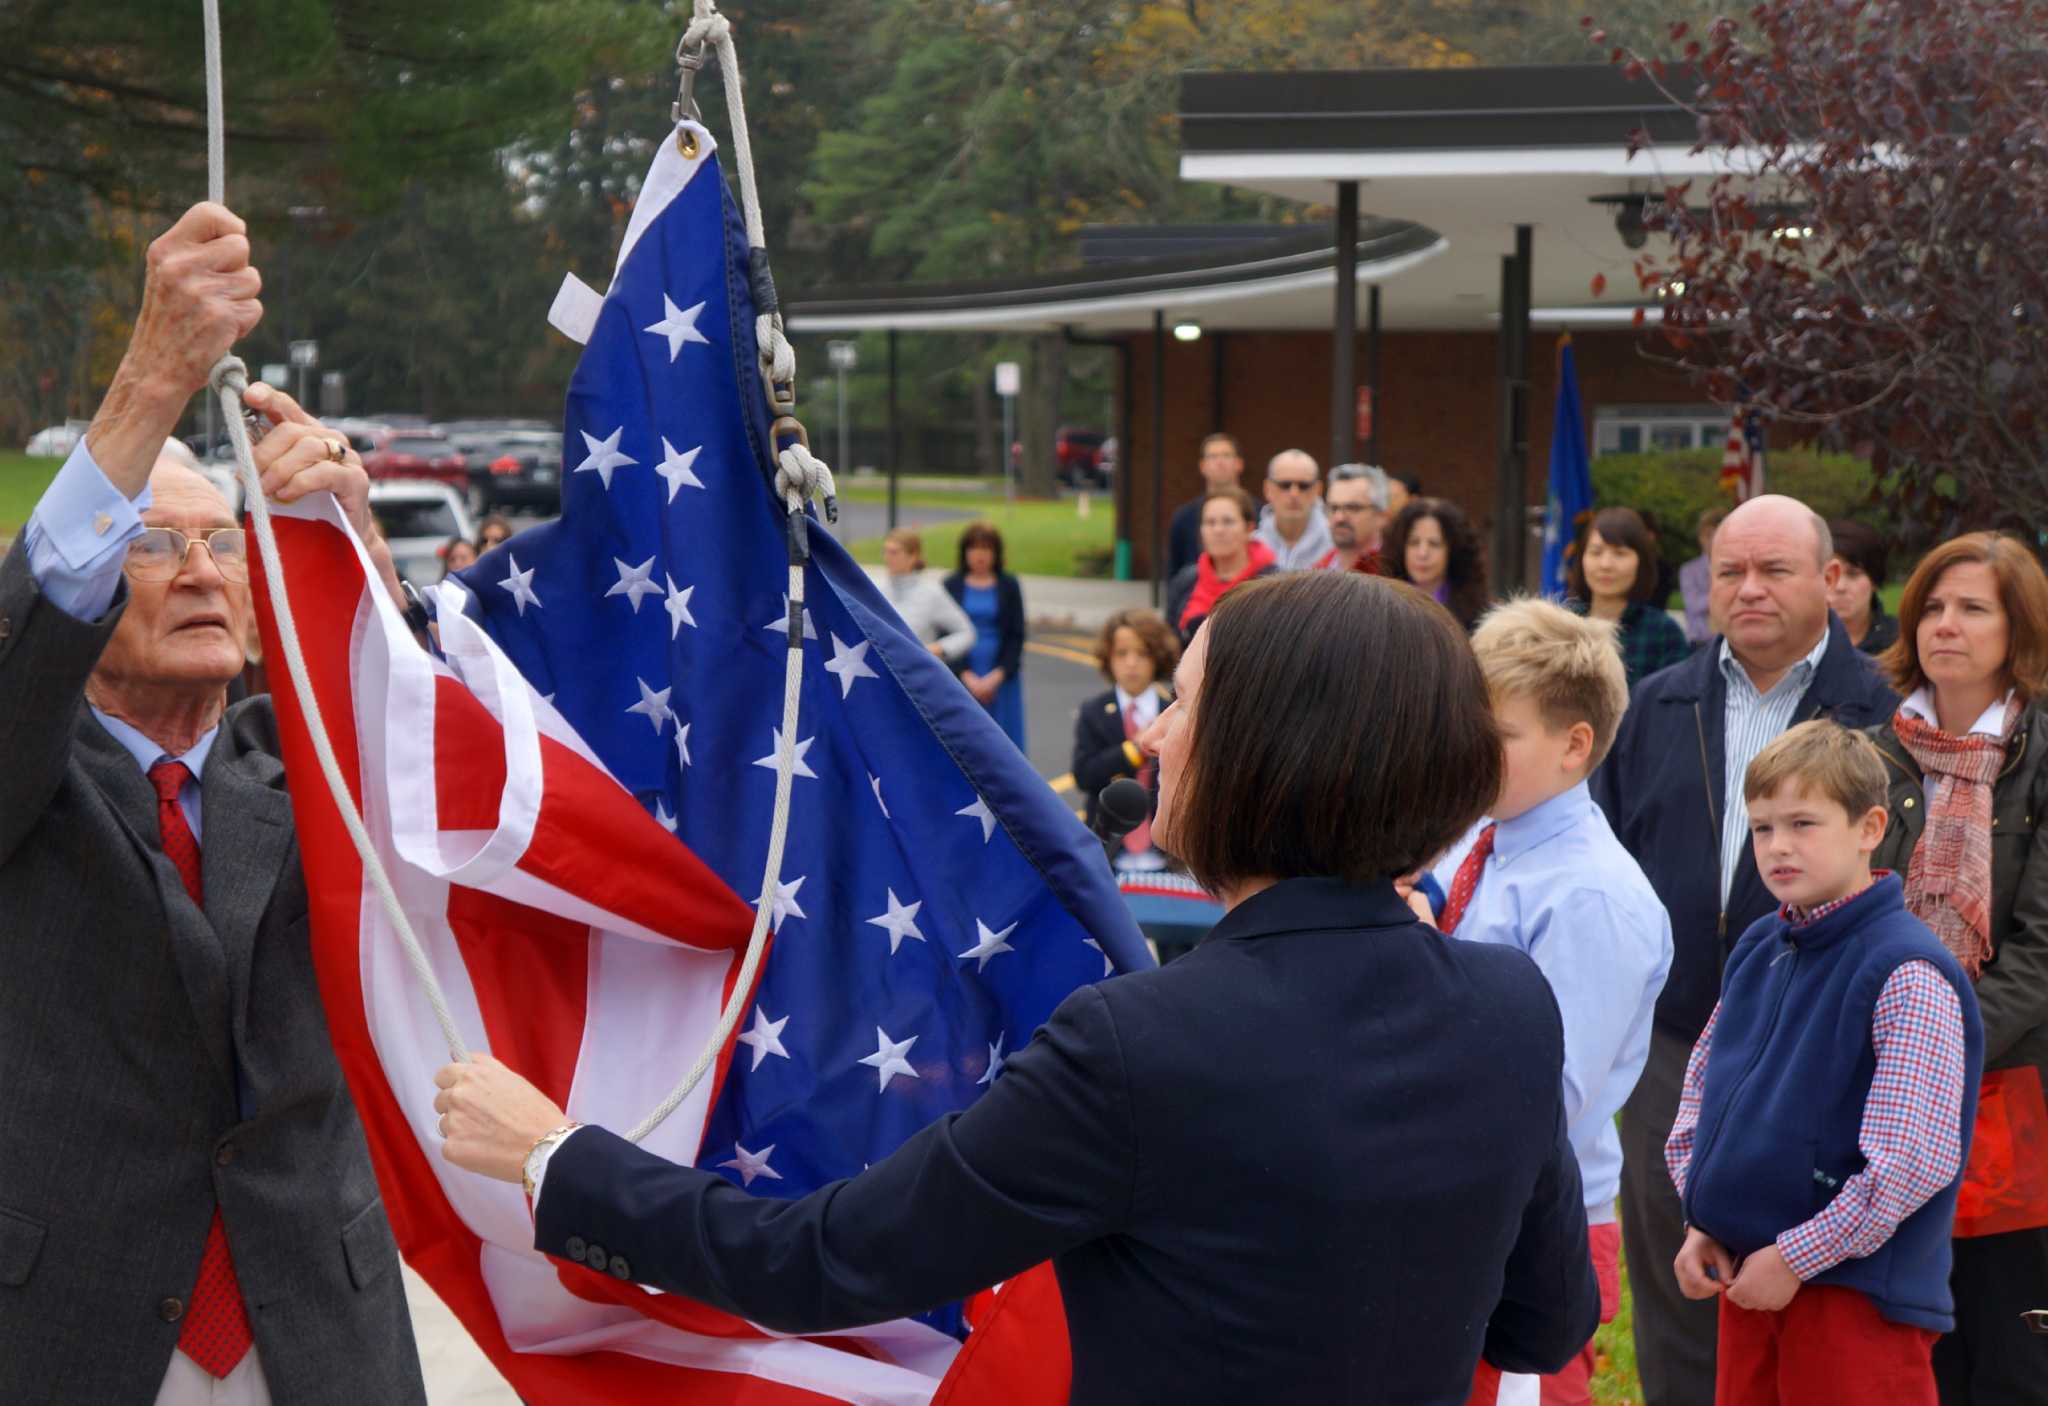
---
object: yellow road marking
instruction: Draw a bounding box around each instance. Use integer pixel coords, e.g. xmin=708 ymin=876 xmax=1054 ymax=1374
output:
xmin=1026 ymin=640 xmax=1097 ymax=667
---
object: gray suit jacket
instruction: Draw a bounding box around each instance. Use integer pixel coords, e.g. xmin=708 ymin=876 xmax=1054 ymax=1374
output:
xmin=0 ymin=544 xmax=424 ymax=1403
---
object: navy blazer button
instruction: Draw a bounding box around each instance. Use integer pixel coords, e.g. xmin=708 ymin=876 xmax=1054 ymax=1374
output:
xmin=608 ymin=1257 xmax=631 ymax=1281
xmin=585 ymin=1244 xmax=609 ymax=1271
xmin=564 ymin=1236 xmax=587 ymax=1260
xmin=159 ymin=1297 xmax=185 ymax=1322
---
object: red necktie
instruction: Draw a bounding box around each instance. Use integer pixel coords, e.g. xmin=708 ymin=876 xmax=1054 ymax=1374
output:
xmin=1438 ymin=823 xmax=1497 ymax=936
xmin=148 ymin=760 xmax=255 ymax=1379
xmin=1120 ymin=703 xmax=1154 ymax=854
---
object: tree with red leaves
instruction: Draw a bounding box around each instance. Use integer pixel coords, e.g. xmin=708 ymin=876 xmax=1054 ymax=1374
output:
xmin=1592 ymin=1 xmax=2048 ymax=545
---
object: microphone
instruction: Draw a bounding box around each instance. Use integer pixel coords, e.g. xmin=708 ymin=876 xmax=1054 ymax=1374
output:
xmin=1095 ymin=777 xmax=1155 ymax=847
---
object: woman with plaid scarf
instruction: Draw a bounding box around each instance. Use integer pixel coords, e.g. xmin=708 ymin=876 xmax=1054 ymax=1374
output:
xmin=1868 ymin=532 xmax=2048 ymax=1405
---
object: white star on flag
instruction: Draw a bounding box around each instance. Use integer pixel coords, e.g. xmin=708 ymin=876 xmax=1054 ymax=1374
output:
xmin=977 ymin=1033 xmax=1007 ymax=1087
xmin=865 ymin=888 xmax=926 ymax=955
xmin=718 ymin=1142 xmax=783 ymax=1187
xmin=664 ymin=576 xmax=696 ymax=637
xmin=497 ymin=555 xmax=541 ymax=615
xmin=1083 ymin=936 xmax=1114 ymax=978
xmin=606 ymin=556 xmax=664 ymax=613
xmin=823 ymin=634 xmax=880 ymax=699
xmin=870 ymin=773 xmax=890 ymax=818
xmin=654 ymin=799 xmax=676 ymax=833
xmin=644 ymin=294 xmax=710 ymax=362
xmin=760 ymin=874 xmax=806 ymax=933
xmin=655 ymin=437 xmax=706 ymax=501
xmin=626 ymin=676 xmax=672 ymax=734
xmin=735 ymin=1008 xmax=790 ymax=1071
xmin=957 ymin=796 xmax=996 ymax=843
xmin=674 ymin=721 xmax=692 ymax=769
xmin=857 ymin=1027 xmax=920 ymax=1092
xmin=573 ymin=425 xmax=638 ymax=489
xmin=752 ymin=729 xmax=818 ymax=780
xmin=957 ymin=918 xmax=1018 ymax=972
xmin=765 ymin=594 xmax=817 ymax=641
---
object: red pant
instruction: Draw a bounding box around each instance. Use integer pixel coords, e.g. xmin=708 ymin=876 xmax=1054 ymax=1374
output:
xmin=1540 ymin=1221 xmax=1622 ymax=1406
xmin=1464 ymin=1221 xmax=1621 ymax=1406
xmin=1715 ymin=1284 xmax=1937 ymax=1406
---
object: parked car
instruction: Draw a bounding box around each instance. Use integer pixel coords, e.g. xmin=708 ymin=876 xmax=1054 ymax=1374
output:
xmin=463 ymin=430 xmax=563 ymax=515
xmin=435 ymin=417 xmax=551 ymax=454
xmin=1056 ymin=426 xmax=1109 ymax=488
xmin=361 ymin=428 xmax=467 ymax=490
xmin=24 ymin=423 xmax=84 ymax=457
xmin=367 ymin=481 xmax=476 ymax=587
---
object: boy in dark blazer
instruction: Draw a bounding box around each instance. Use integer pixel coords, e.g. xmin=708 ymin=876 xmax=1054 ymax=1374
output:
xmin=1071 ymin=608 xmax=1178 ymax=847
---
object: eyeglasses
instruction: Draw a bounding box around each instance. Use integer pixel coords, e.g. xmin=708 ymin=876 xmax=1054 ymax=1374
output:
xmin=123 ymin=527 xmax=249 ymax=583
xmin=1268 ymin=479 xmax=1317 ymax=493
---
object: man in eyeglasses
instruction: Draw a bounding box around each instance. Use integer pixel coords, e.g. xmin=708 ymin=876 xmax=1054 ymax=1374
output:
xmin=1253 ymin=448 xmax=1334 ymax=572
xmin=1316 ymin=463 xmax=1390 ymax=575
xmin=0 ymin=201 xmax=425 ymax=1406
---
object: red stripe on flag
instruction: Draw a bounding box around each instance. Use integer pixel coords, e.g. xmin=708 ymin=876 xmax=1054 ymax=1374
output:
xmin=516 ymin=723 xmax=756 ymax=950
xmin=446 ymin=888 xmax=590 ymax=1110
xmin=249 ymin=515 xmax=849 ymax=1403
xmin=432 ymin=678 xmax=508 ymax=830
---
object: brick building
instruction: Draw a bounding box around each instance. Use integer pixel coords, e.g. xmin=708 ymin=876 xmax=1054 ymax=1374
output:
xmin=790 ymin=64 xmax=1742 ymax=594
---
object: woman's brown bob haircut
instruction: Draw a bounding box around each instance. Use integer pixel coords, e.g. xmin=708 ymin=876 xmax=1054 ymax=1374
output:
xmin=955 ymin=521 xmax=1006 ymax=575
xmin=1880 ymin=531 xmax=2048 ymax=700
xmin=1169 ymin=571 xmax=1502 ymax=891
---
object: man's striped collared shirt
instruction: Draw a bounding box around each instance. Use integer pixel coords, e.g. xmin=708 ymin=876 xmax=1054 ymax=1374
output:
xmin=1718 ymin=630 xmax=1832 ymax=903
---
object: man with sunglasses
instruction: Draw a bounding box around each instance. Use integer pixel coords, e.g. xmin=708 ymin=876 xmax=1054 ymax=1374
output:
xmin=0 ymin=201 xmax=424 ymax=1405
xmin=1253 ymin=448 xmax=1334 ymax=571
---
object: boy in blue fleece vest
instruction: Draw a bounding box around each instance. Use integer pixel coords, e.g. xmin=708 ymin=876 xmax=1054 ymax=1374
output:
xmin=1667 ymin=720 xmax=1982 ymax=1405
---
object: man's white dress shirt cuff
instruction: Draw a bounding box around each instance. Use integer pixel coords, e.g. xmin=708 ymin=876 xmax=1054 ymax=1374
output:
xmin=21 ymin=440 xmax=149 ymax=621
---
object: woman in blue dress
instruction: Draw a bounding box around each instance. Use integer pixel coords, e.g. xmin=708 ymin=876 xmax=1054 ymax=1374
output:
xmin=944 ymin=520 xmax=1027 ymax=751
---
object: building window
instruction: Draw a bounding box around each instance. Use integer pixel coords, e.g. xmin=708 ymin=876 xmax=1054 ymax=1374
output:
xmin=1593 ymin=405 xmax=1728 ymax=457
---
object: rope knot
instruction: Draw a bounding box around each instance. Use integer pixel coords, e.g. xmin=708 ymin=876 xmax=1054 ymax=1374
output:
xmin=682 ymin=12 xmax=732 ymax=51
xmin=775 ymin=441 xmax=838 ymax=524
xmin=209 ymin=354 xmax=250 ymax=396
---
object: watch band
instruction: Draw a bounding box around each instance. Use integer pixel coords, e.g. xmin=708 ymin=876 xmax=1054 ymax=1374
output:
xmin=521 ymin=1122 xmax=583 ymax=1205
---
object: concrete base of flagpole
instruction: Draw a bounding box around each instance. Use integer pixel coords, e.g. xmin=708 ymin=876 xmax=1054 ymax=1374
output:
xmin=402 ymin=1264 xmax=520 ymax=1403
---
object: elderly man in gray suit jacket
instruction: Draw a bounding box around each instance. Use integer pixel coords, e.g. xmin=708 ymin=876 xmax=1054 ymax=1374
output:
xmin=0 ymin=202 xmax=425 ymax=1405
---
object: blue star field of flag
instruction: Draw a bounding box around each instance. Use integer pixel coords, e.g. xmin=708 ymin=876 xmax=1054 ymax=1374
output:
xmin=451 ymin=128 xmax=1149 ymax=1339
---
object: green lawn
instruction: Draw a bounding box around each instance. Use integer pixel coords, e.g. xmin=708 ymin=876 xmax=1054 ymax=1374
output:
xmin=0 ymin=450 xmax=60 ymax=536
xmin=1593 ymin=1249 xmax=1640 ymax=1405
xmin=844 ymin=489 xmax=1116 ymax=578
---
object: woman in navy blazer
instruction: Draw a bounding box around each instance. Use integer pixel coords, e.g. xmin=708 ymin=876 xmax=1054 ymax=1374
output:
xmin=437 ymin=571 xmax=1600 ymax=1404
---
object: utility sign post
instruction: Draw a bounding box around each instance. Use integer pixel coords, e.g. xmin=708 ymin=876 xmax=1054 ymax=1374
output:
xmin=826 ymin=340 xmax=857 ymax=483
xmin=994 ymin=360 xmax=1021 ymax=505
xmin=289 ymin=339 xmax=319 ymax=409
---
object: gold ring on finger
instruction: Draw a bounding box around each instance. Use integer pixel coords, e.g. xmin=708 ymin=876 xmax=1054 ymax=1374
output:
xmin=327 ymin=438 xmax=347 ymax=463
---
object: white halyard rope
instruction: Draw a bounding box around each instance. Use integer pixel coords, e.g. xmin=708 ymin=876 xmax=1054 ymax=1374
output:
xmin=627 ymin=530 xmax=805 ymax=1143
xmin=683 ymin=2 xmax=795 ymax=390
xmin=212 ymin=357 xmax=473 ymax=1061
xmin=200 ymin=0 xmax=831 ymax=1143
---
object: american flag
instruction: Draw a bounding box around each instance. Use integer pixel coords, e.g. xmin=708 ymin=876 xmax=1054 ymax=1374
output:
xmin=249 ymin=119 xmax=1147 ymax=1404
xmin=1719 ymin=396 xmax=1766 ymax=500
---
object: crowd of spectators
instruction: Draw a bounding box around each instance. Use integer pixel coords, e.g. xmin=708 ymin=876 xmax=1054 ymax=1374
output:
xmin=1110 ymin=431 xmax=2048 ymax=1406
